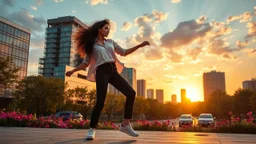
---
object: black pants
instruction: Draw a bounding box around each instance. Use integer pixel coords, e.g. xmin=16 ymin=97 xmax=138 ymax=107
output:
xmin=89 ymin=62 xmax=136 ymax=128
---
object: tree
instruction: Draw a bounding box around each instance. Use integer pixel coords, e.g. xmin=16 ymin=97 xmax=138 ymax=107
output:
xmin=103 ymin=93 xmax=123 ymax=121
xmin=0 ymin=56 xmax=19 ymax=92
xmin=249 ymin=92 xmax=256 ymax=113
xmin=164 ymin=102 xmax=180 ymax=119
xmin=145 ymin=99 xmax=160 ymax=120
xmin=86 ymin=89 xmax=97 ymax=118
xmin=191 ymin=102 xmax=206 ymax=116
xmin=205 ymin=90 xmax=233 ymax=118
xmin=64 ymin=87 xmax=96 ymax=119
xmin=133 ymin=96 xmax=150 ymax=119
xmin=233 ymin=89 xmax=254 ymax=119
xmin=14 ymin=76 xmax=64 ymax=116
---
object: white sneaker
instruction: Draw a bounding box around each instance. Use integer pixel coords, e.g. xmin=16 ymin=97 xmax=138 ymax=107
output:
xmin=119 ymin=124 xmax=139 ymax=137
xmin=86 ymin=128 xmax=95 ymax=140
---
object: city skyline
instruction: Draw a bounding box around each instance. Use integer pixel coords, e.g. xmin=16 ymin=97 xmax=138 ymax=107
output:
xmin=1 ymin=0 xmax=256 ymax=102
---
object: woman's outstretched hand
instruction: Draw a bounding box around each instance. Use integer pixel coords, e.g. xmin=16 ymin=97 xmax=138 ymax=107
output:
xmin=139 ymin=41 xmax=150 ymax=47
xmin=66 ymin=71 xmax=74 ymax=77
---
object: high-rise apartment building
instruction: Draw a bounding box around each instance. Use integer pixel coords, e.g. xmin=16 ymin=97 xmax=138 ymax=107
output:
xmin=181 ymin=89 xmax=186 ymax=103
xmin=171 ymin=94 xmax=177 ymax=103
xmin=243 ymin=78 xmax=256 ymax=92
xmin=156 ymin=89 xmax=164 ymax=103
xmin=203 ymin=70 xmax=226 ymax=101
xmin=137 ymin=79 xmax=146 ymax=98
xmin=0 ymin=16 xmax=31 ymax=98
xmin=147 ymin=89 xmax=154 ymax=99
xmin=39 ymin=16 xmax=87 ymax=77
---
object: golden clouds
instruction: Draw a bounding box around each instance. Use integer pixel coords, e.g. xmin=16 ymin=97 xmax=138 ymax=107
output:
xmin=121 ymin=22 xmax=132 ymax=31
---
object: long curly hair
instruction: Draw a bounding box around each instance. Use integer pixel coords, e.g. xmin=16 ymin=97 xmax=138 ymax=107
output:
xmin=73 ymin=19 xmax=110 ymax=57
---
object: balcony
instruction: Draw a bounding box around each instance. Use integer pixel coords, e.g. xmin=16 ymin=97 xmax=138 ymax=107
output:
xmin=45 ymin=27 xmax=60 ymax=34
xmin=39 ymin=58 xmax=44 ymax=64
xmin=38 ymin=65 xmax=44 ymax=69
xmin=38 ymin=68 xmax=44 ymax=75
xmin=45 ymin=39 xmax=60 ymax=44
xmin=44 ymin=48 xmax=58 ymax=54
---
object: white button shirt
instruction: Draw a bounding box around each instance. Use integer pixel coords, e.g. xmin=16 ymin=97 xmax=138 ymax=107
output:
xmin=83 ymin=39 xmax=127 ymax=82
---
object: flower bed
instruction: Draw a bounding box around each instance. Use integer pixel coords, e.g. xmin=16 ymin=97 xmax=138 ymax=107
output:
xmin=0 ymin=111 xmax=255 ymax=133
xmin=133 ymin=120 xmax=176 ymax=131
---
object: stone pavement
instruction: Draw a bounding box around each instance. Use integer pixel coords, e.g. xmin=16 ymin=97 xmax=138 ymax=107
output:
xmin=0 ymin=127 xmax=255 ymax=144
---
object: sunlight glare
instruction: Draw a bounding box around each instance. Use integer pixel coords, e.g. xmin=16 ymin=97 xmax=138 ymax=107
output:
xmin=185 ymin=86 xmax=201 ymax=102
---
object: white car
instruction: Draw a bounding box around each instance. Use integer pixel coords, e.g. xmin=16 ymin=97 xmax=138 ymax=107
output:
xmin=198 ymin=113 xmax=215 ymax=127
xmin=179 ymin=114 xmax=193 ymax=127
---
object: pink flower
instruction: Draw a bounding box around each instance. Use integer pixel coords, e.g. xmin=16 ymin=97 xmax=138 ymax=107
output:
xmin=80 ymin=121 xmax=84 ymax=126
xmin=247 ymin=111 xmax=253 ymax=116
xmin=45 ymin=124 xmax=50 ymax=128
xmin=68 ymin=125 xmax=73 ymax=129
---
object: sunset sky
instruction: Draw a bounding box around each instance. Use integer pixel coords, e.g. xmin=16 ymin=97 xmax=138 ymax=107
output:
xmin=1 ymin=0 xmax=256 ymax=102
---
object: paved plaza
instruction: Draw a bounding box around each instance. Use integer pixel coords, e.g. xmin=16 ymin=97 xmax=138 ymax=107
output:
xmin=0 ymin=127 xmax=256 ymax=144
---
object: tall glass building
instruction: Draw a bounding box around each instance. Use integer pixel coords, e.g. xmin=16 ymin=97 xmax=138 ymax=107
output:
xmin=0 ymin=16 xmax=30 ymax=98
xmin=39 ymin=16 xmax=87 ymax=77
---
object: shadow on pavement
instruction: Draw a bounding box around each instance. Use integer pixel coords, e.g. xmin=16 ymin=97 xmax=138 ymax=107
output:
xmin=55 ymin=138 xmax=87 ymax=144
xmin=107 ymin=140 xmax=137 ymax=144
xmin=55 ymin=139 xmax=137 ymax=144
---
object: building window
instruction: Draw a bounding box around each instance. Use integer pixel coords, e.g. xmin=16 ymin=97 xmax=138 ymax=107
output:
xmin=8 ymin=46 xmax=12 ymax=54
xmin=7 ymin=25 xmax=11 ymax=33
xmin=2 ymin=35 xmax=6 ymax=43
xmin=10 ymin=37 xmax=13 ymax=45
xmin=6 ymin=35 xmax=10 ymax=44
xmin=0 ymin=22 xmax=3 ymax=31
xmin=3 ymin=24 xmax=7 ymax=32
xmin=0 ymin=45 xmax=3 ymax=53
xmin=0 ymin=33 xmax=2 ymax=42
xmin=10 ymin=27 xmax=14 ymax=35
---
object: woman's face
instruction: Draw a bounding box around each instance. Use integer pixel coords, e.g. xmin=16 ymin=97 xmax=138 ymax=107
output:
xmin=99 ymin=24 xmax=110 ymax=37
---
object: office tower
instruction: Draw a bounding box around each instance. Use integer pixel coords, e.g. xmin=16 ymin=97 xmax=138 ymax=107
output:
xmin=171 ymin=94 xmax=177 ymax=103
xmin=147 ymin=89 xmax=154 ymax=99
xmin=39 ymin=16 xmax=87 ymax=77
xmin=180 ymin=89 xmax=186 ymax=103
xmin=137 ymin=79 xmax=146 ymax=98
xmin=108 ymin=67 xmax=137 ymax=95
xmin=203 ymin=70 xmax=226 ymax=101
xmin=243 ymin=78 xmax=256 ymax=92
xmin=156 ymin=89 xmax=164 ymax=103
xmin=0 ymin=16 xmax=31 ymax=98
